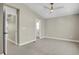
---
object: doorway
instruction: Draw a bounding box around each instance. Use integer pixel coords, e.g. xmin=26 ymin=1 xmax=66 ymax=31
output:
xmin=3 ymin=5 xmax=19 ymax=54
xmin=35 ymin=20 xmax=41 ymax=40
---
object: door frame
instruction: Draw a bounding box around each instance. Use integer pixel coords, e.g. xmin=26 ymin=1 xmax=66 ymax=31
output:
xmin=35 ymin=19 xmax=41 ymax=40
xmin=3 ymin=4 xmax=19 ymax=55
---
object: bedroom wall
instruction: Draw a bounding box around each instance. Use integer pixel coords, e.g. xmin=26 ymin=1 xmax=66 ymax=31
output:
xmin=0 ymin=3 xmax=3 ymax=54
xmin=45 ymin=14 xmax=79 ymax=41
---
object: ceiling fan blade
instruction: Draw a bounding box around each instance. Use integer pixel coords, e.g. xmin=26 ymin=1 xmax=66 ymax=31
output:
xmin=53 ymin=6 xmax=64 ymax=10
xmin=44 ymin=6 xmax=50 ymax=10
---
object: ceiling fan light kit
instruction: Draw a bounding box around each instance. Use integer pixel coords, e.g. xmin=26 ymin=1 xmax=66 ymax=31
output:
xmin=50 ymin=3 xmax=54 ymax=13
xmin=44 ymin=3 xmax=63 ymax=13
xmin=50 ymin=9 xmax=53 ymax=13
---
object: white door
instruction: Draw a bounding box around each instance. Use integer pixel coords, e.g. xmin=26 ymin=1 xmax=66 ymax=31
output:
xmin=4 ymin=6 xmax=17 ymax=54
xmin=3 ymin=7 xmax=8 ymax=54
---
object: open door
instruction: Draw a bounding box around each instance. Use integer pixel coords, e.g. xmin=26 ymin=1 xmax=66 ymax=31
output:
xmin=3 ymin=5 xmax=18 ymax=55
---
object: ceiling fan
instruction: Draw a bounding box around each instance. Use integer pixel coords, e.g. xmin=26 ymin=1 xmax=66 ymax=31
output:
xmin=44 ymin=3 xmax=63 ymax=13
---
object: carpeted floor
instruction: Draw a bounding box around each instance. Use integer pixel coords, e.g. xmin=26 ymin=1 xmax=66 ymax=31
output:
xmin=7 ymin=38 xmax=79 ymax=55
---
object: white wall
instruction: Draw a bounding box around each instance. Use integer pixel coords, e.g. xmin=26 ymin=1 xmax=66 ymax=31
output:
xmin=6 ymin=3 xmax=45 ymax=45
xmin=0 ymin=4 xmax=3 ymax=54
xmin=45 ymin=14 xmax=79 ymax=41
xmin=40 ymin=19 xmax=46 ymax=38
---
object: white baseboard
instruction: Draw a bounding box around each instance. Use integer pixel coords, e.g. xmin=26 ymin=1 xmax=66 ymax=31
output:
xmin=8 ymin=39 xmax=17 ymax=45
xmin=40 ymin=36 xmax=46 ymax=39
xmin=41 ymin=36 xmax=79 ymax=43
xmin=19 ymin=40 xmax=36 ymax=46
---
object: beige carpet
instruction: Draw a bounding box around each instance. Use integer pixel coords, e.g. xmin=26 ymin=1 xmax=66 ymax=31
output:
xmin=7 ymin=38 xmax=79 ymax=55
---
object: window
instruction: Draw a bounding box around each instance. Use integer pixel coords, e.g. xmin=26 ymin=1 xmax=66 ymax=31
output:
xmin=36 ymin=21 xmax=40 ymax=30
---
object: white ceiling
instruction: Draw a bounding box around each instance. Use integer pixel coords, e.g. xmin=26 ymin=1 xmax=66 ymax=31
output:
xmin=25 ymin=3 xmax=79 ymax=19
